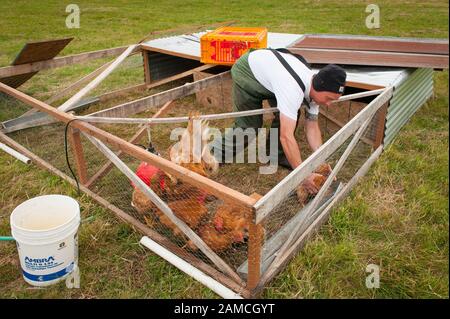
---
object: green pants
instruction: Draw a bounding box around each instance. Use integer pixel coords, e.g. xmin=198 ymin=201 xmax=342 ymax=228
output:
xmin=211 ymin=49 xmax=300 ymax=162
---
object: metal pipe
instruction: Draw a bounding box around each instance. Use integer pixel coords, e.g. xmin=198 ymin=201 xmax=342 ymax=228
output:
xmin=0 ymin=142 xmax=31 ymax=164
xmin=76 ymin=89 xmax=386 ymax=125
xmin=139 ymin=236 xmax=244 ymax=299
xmin=76 ymin=108 xmax=279 ymax=125
xmin=333 ymin=88 xmax=386 ymax=103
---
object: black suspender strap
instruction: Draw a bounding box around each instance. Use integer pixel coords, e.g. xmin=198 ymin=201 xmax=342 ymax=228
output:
xmin=274 ymin=48 xmax=312 ymax=69
xmin=269 ymin=48 xmax=306 ymax=93
xmin=269 ymin=48 xmax=311 ymax=109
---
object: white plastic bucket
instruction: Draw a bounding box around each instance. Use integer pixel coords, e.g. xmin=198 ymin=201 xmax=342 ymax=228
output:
xmin=10 ymin=195 xmax=80 ymax=287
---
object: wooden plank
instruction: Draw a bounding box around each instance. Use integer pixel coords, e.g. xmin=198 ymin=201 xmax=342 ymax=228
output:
xmin=373 ymin=103 xmax=388 ymax=149
xmin=0 ymin=82 xmax=257 ymax=209
xmin=0 ymin=131 xmax=248 ymax=296
xmin=87 ymin=70 xmax=231 ymax=118
xmin=288 ymin=47 xmax=449 ymax=69
xmin=247 ymin=222 xmax=263 ymax=292
xmin=0 ymin=38 xmax=74 ymax=88
xmin=58 ymin=44 xmax=138 ymax=112
xmin=68 ymin=128 xmax=88 ymax=184
xmin=0 ymin=45 xmax=135 ymax=78
xmin=85 ymin=100 xmax=174 ymax=188
xmin=294 ymin=35 xmax=449 ymax=55
xmin=255 ymin=146 xmax=383 ymax=293
xmin=85 ymin=134 xmax=244 ymax=284
xmin=246 ymin=193 xmax=264 ymax=292
xmin=1 ymin=96 xmax=98 ymax=134
xmin=1 ymin=112 xmax=56 ymax=133
xmin=12 ymin=38 xmax=74 ymax=64
xmin=142 ymin=51 xmax=151 ymax=85
xmin=254 ymin=87 xmax=393 ymax=224
xmin=9 ymin=61 xmax=378 ymax=132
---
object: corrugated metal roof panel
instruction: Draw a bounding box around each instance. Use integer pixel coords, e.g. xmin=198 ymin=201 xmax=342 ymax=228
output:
xmin=384 ymin=68 xmax=434 ymax=146
xmin=311 ymin=66 xmax=411 ymax=89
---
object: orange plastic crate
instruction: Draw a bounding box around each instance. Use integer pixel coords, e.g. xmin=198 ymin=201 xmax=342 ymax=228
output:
xmin=200 ymin=27 xmax=268 ymax=65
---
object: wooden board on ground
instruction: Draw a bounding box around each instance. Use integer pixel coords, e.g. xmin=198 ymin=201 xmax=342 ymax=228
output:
xmin=1 ymin=96 xmax=99 ymax=134
xmin=0 ymin=37 xmax=73 ymax=88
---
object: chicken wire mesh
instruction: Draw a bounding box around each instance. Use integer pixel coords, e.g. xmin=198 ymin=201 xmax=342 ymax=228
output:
xmin=1 ymin=82 xmax=385 ymax=285
xmin=1 ymin=100 xmax=258 ymax=278
xmin=94 ymin=118 xmax=264 ymax=270
xmin=255 ymin=107 xmax=381 ymax=279
xmin=88 ymin=139 xmax=255 ymax=271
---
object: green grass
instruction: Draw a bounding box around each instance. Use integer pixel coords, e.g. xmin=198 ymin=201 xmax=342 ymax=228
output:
xmin=0 ymin=0 xmax=448 ymax=299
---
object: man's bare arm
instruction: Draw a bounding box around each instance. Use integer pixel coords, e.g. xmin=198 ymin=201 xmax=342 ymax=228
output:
xmin=280 ymin=114 xmax=321 ymax=192
xmin=279 ymin=113 xmax=302 ymax=169
xmin=305 ymin=119 xmax=323 ymax=152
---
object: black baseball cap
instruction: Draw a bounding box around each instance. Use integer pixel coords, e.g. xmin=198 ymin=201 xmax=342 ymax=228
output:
xmin=312 ymin=64 xmax=347 ymax=94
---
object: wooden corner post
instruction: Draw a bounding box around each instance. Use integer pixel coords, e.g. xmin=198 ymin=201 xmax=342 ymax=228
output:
xmin=142 ymin=50 xmax=151 ymax=85
xmin=247 ymin=193 xmax=264 ymax=296
xmin=247 ymin=219 xmax=263 ymax=294
xmin=68 ymin=127 xmax=88 ymax=185
xmin=373 ymin=102 xmax=389 ymax=149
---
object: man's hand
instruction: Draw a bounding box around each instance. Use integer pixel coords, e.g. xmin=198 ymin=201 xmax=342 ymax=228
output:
xmin=302 ymin=173 xmax=323 ymax=194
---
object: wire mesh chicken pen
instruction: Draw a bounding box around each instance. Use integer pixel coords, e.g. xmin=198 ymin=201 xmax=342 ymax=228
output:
xmin=0 ymin=31 xmax=441 ymax=298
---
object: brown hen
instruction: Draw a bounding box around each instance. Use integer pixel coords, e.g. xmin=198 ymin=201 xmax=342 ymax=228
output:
xmin=187 ymin=193 xmax=263 ymax=252
xmin=156 ymin=198 xmax=209 ymax=237
xmin=186 ymin=224 xmax=247 ymax=252
xmin=296 ymin=163 xmax=332 ymax=206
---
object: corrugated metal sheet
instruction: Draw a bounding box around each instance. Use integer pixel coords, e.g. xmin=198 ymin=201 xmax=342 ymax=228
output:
xmin=384 ymin=68 xmax=434 ymax=146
